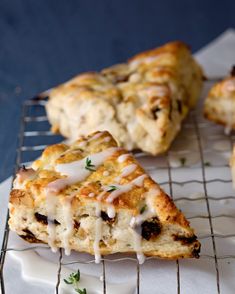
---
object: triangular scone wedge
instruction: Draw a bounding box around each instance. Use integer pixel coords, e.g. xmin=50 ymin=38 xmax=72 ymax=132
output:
xmin=46 ymin=41 xmax=203 ymax=155
xmin=9 ymin=131 xmax=200 ymax=263
xmin=204 ymin=67 xmax=235 ymax=132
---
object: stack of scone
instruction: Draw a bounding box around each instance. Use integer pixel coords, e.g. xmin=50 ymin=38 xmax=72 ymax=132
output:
xmin=9 ymin=41 xmax=204 ymax=262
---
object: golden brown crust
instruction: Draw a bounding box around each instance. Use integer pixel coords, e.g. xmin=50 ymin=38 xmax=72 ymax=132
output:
xmin=46 ymin=41 xmax=203 ymax=155
xmin=129 ymin=41 xmax=190 ymax=63
xmin=9 ymin=131 xmax=200 ymax=259
xmin=204 ymin=75 xmax=235 ymax=128
xmin=10 ymin=189 xmax=34 ymax=207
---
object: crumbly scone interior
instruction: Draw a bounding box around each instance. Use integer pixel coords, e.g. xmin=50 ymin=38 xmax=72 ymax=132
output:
xmin=9 ymin=131 xmax=200 ymax=262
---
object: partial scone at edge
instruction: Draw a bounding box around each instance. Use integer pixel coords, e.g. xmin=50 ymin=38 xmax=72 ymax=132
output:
xmin=46 ymin=41 xmax=203 ymax=155
xmin=204 ymin=68 xmax=235 ymax=132
xmin=9 ymin=131 xmax=200 ymax=262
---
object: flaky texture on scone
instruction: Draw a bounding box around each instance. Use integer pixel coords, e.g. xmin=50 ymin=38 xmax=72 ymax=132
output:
xmin=46 ymin=41 xmax=203 ymax=155
xmin=9 ymin=131 xmax=200 ymax=263
xmin=204 ymin=67 xmax=235 ymax=133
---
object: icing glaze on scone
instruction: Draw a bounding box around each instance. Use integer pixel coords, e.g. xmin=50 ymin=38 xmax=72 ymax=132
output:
xmin=9 ymin=131 xmax=200 ymax=263
xmin=46 ymin=41 xmax=203 ymax=155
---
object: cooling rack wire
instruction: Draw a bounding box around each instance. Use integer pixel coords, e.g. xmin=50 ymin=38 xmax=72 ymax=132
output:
xmin=1 ymin=80 xmax=235 ymax=293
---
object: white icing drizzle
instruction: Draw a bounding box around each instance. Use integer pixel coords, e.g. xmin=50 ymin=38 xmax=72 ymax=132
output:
xmin=88 ymin=192 xmax=95 ymax=197
xmin=106 ymin=183 xmax=133 ymax=203
xmin=78 ymin=141 xmax=86 ymax=148
xmin=103 ymin=136 xmax=111 ymax=142
xmin=120 ymin=164 xmax=137 ymax=177
xmin=129 ymin=72 xmax=141 ymax=83
xmin=103 ymin=170 xmax=110 ymax=176
xmin=94 ymin=202 xmax=102 ymax=263
xmin=93 ymin=135 xmax=111 ymax=146
xmin=224 ymin=78 xmax=235 ymax=92
xmin=62 ymin=195 xmax=74 ymax=255
xmin=97 ymin=190 xmax=106 ymax=201
xmin=144 ymin=85 xmax=169 ymax=98
xmin=106 ymin=174 xmax=148 ymax=203
xmin=132 ymin=229 xmax=145 ymax=264
xmin=46 ymin=178 xmax=71 ymax=194
xmin=131 ymin=174 xmax=147 ymax=187
xmin=223 ymin=95 xmax=235 ymax=134
xmin=47 ymin=147 xmax=119 ymax=193
xmin=88 ymin=132 xmax=104 ymax=142
xmin=130 ymin=55 xmax=161 ymax=68
xmin=114 ymin=176 xmax=121 ymax=183
xmin=9 ymin=249 xmax=136 ymax=294
xmin=45 ymin=147 xmax=119 ymax=255
xmin=117 ymin=154 xmax=130 ymax=163
xmin=130 ymin=187 xmax=160 ymax=263
xmin=17 ymin=167 xmax=36 ymax=182
xmin=107 ymin=205 xmax=116 ymax=218
xmin=44 ymin=189 xmax=58 ymax=253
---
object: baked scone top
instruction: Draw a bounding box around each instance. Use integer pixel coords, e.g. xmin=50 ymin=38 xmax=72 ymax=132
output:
xmin=46 ymin=41 xmax=203 ymax=154
xmin=14 ymin=131 xmax=188 ymax=226
xmin=10 ymin=131 xmax=200 ymax=262
xmin=204 ymin=67 xmax=235 ymax=132
xmin=207 ymin=76 xmax=235 ymax=100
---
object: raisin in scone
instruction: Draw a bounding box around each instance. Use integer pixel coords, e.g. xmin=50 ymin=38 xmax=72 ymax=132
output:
xmin=46 ymin=41 xmax=203 ymax=155
xmin=204 ymin=66 xmax=235 ymax=133
xmin=9 ymin=131 xmax=200 ymax=263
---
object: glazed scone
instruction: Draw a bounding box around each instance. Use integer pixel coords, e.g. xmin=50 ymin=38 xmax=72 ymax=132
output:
xmin=9 ymin=131 xmax=200 ymax=263
xmin=46 ymin=41 xmax=203 ymax=155
xmin=204 ymin=67 xmax=235 ymax=133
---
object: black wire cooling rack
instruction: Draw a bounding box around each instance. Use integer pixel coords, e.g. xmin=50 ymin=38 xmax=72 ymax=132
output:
xmin=1 ymin=82 xmax=235 ymax=293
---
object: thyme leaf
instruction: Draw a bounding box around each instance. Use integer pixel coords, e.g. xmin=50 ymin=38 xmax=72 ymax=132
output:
xmin=179 ymin=157 xmax=186 ymax=166
xmin=140 ymin=204 xmax=147 ymax=214
xmin=64 ymin=269 xmax=80 ymax=285
xmin=64 ymin=269 xmax=87 ymax=293
xmin=204 ymin=161 xmax=211 ymax=166
xmin=85 ymin=157 xmax=96 ymax=171
xmin=107 ymin=185 xmax=118 ymax=192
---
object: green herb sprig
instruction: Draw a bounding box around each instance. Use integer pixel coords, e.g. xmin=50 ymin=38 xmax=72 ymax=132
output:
xmin=85 ymin=157 xmax=96 ymax=172
xmin=179 ymin=157 xmax=186 ymax=166
xmin=140 ymin=204 xmax=147 ymax=214
xmin=204 ymin=161 xmax=211 ymax=167
xmin=107 ymin=185 xmax=118 ymax=192
xmin=64 ymin=269 xmax=87 ymax=293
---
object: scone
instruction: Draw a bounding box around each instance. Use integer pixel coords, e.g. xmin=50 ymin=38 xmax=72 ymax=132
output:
xmin=9 ymin=131 xmax=200 ymax=263
xmin=204 ymin=66 xmax=235 ymax=133
xmin=46 ymin=41 xmax=203 ymax=155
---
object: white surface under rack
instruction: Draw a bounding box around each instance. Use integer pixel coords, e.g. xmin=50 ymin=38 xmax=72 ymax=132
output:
xmin=0 ymin=77 xmax=235 ymax=294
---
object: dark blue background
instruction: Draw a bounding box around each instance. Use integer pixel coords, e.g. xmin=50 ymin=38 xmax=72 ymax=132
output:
xmin=0 ymin=0 xmax=235 ymax=181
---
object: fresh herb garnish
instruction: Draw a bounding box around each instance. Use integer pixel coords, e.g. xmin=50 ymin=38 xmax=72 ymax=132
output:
xmin=64 ymin=269 xmax=87 ymax=293
xmin=85 ymin=157 xmax=96 ymax=171
xmin=76 ymin=289 xmax=87 ymax=294
xmin=179 ymin=157 xmax=186 ymax=166
xmin=140 ymin=204 xmax=147 ymax=214
xmin=107 ymin=185 xmax=118 ymax=192
xmin=204 ymin=161 xmax=211 ymax=167
xmin=64 ymin=269 xmax=80 ymax=284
